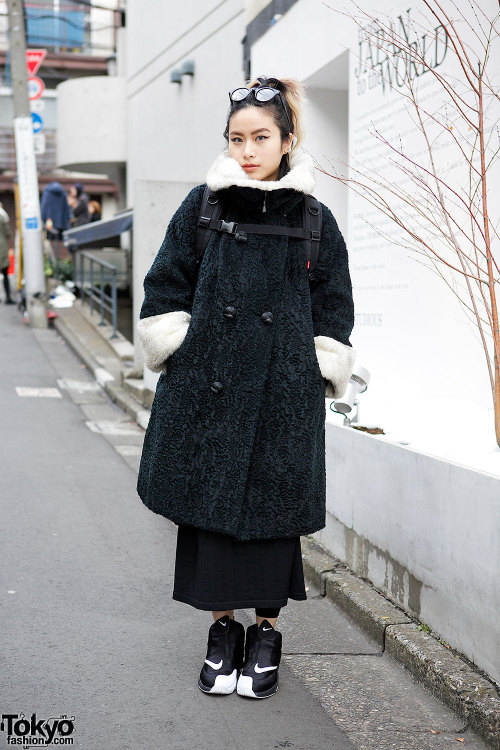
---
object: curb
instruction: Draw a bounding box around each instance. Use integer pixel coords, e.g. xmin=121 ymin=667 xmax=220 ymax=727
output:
xmin=53 ymin=315 xmax=150 ymax=431
xmin=301 ymin=535 xmax=500 ymax=749
xmin=53 ymin=309 xmax=500 ymax=749
xmin=76 ymin=301 xmax=135 ymax=363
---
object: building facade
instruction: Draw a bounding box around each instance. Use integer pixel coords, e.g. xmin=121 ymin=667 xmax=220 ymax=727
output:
xmin=54 ymin=0 xmax=500 ymax=683
xmin=0 ymin=0 xmax=124 ymax=239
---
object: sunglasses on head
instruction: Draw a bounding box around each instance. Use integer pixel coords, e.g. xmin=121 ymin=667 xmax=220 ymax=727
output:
xmin=228 ymin=86 xmax=294 ymax=137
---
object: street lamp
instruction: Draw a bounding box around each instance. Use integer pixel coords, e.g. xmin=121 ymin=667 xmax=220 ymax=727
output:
xmin=333 ymin=363 xmax=370 ymax=424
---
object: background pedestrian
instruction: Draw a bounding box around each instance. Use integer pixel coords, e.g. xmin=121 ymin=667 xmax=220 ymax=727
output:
xmin=89 ymin=200 xmax=101 ymax=222
xmin=0 ymin=200 xmax=14 ymax=304
xmin=68 ymin=183 xmax=90 ymax=227
xmin=40 ymin=181 xmax=71 ymax=267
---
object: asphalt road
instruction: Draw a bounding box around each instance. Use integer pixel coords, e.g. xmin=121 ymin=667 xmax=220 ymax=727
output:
xmin=0 ymin=301 xmax=491 ymax=750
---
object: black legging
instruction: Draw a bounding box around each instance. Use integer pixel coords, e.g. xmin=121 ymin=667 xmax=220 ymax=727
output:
xmin=255 ymin=607 xmax=281 ymax=618
xmin=2 ymin=266 xmax=11 ymax=300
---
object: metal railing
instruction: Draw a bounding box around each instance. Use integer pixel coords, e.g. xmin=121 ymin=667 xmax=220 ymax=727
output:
xmin=77 ymin=251 xmax=118 ymax=339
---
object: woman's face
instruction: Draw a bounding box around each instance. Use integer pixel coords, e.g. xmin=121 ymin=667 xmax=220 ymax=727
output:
xmin=228 ymin=106 xmax=291 ymax=182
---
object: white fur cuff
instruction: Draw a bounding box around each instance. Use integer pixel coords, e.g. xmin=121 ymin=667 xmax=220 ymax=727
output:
xmin=314 ymin=335 xmax=356 ymax=399
xmin=137 ymin=310 xmax=191 ymax=372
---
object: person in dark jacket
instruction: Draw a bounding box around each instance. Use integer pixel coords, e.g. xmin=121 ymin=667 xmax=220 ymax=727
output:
xmin=136 ymin=75 xmax=355 ymax=699
xmin=68 ymin=182 xmax=89 ymax=227
xmin=40 ymin=181 xmax=70 ymax=240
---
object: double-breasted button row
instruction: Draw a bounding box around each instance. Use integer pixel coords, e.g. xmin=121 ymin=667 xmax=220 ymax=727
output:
xmin=223 ymin=305 xmax=273 ymax=324
xmin=213 ymin=307 xmax=272 ymax=395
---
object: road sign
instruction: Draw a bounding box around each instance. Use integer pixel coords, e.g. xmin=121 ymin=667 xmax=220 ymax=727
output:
xmin=26 ymin=49 xmax=47 ymax=76
xmin=31 ymin=112 xmax=43 ymax=133
xmin=28 ymin=76 xmax=45 ymax=100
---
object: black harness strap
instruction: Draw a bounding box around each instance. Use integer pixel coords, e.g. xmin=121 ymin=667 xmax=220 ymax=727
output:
xmin=199 ymin=216 xmax=318 ymax=241
xmin=302 ymin=195 xmax=322 ymax=279
xmin=195 ymin=189 xmax=222 ymax=263
xmin=195 ymin=186 xmax=322 ymax=280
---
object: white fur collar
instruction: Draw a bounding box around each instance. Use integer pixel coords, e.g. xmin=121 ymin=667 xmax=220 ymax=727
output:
xmin=206 ymin=145 xmax=316 ymax=193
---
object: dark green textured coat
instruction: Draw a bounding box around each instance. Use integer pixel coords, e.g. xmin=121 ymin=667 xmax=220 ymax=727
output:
xmin=136 ymin=146 xmax=355 ymax=541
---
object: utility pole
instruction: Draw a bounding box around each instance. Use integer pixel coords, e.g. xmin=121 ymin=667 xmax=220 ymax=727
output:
xmin=7 ymin=0 xmax=47 ymax=328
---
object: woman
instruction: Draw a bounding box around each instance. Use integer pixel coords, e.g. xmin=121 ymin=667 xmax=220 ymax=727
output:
xmin=136 ymin=75 xmax=355 ymax=699
xmin=68 ymin=183 xmax=89 ymax=227
xmin=89 ymin=200 xmax=102 ymax=222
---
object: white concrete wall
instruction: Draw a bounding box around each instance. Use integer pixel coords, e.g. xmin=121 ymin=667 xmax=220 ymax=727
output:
xmin=251 ymin=3 xmax=351 ymax=234
xmin=56 ymin=76 xmax=126 ymax=171
xmin=251 ymin=0 xmax=351 ymax=85
xmin=317 ymin=423 xmax=500 ymax=684
xmin=302 ymin=86 xmax=348 ymax=234
xmin=251 ymin=0 xmax=352 ymax=233
xmin=125 ymin=0 xmax=245 ymax=209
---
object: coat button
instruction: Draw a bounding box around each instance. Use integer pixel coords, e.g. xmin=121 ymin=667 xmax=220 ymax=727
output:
xmin=223 ymin=305 xmax=237 ymax=319
xmin=210 ymin=380 xmax=224 ymax=394
xmin=261 ymin=311 xmax=273 ymax=324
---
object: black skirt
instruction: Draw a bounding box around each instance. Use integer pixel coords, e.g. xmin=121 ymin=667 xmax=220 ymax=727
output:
xmin=172 ymin=524 xmax=308 ymax=611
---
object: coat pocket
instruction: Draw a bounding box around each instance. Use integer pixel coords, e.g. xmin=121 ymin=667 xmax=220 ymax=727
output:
xmin=167 ymin=321 xmax=192 ymax=364
xmin=306 ymin=335 xmax=326 ymax=392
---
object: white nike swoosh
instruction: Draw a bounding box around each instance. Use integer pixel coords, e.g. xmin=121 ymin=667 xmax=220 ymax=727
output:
xmin=262 ymin=626 xmax=272 ymax=631
xmin=254 ymin=663 xmax=278 ymax=673
xmin=205 ymin=659 xmax=223 ymax=669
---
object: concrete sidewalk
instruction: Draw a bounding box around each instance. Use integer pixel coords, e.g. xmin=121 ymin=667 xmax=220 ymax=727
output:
xmin=0 ymin=298 xmax=497 ymax=749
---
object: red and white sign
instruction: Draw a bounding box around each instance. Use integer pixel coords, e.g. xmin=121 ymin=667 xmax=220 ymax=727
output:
xmin=26 ymin=49 xmax=47 ymax=76
xmin=28 ymin=76 xmax=45 ymax=100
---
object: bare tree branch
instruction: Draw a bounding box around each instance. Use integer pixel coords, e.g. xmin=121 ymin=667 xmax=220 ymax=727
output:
xmin=321 ymin=0 xmax=500 ymax=441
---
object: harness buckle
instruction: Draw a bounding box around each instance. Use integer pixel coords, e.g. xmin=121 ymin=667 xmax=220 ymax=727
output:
xmin=310 ymin=229 xmax=320 ymax=241
xmin=218 ymin=219 xmax=237 ymax=234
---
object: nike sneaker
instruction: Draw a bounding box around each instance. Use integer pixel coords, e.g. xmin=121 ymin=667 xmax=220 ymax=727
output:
xmin=236 ymin=619 xmax=282 ymax=698
xmin=198 ymin=614 xmax=245 ymax=695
